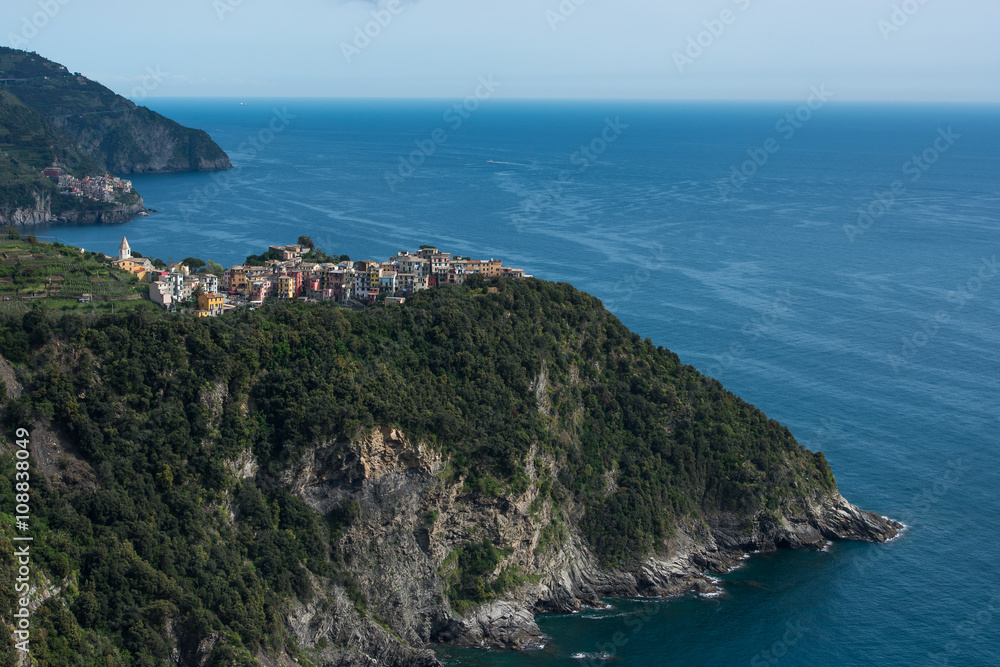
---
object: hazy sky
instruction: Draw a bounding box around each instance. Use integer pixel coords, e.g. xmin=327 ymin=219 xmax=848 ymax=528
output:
xmin=3 ymin=0 xmax=998 ymax=102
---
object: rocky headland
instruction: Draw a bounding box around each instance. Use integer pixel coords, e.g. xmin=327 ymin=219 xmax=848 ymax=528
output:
xmin=266 ymin=425 xmax=899 ymax=665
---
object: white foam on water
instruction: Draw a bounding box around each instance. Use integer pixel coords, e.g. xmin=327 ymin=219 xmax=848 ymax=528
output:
xmin=571 ymin=651 xmax=614 ymax=661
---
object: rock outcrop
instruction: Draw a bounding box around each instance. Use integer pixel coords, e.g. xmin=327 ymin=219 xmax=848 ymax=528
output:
xmin=269 ymin=425 xmax=900 ymax=665
xmin=1 ymin=47 xmax=232 ymax=175
xmin=49 ymin=106 xmax=233 ymax=174
xmin=0 ymin=191 xmax=147 ymax=226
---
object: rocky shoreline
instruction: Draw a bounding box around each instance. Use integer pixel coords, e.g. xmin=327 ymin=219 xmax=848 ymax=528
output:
xmin=7 ymin=355 xmax=903 ymax=667
xmin=441 ymin=494 xmax=901 ymax=653
xmin=1 ymin=192 xmax=147 ymax=226
xmin=258 ymin=424 xmax=901 ymax=666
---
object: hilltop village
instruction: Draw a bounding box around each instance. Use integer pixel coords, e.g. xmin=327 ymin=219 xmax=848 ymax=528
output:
xmin=40 ymin=167 xmax=138 ymax=205
xmin=109 ymin=238 xmax=529 ymax=317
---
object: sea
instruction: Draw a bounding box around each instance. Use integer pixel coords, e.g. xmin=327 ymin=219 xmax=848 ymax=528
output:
xmin=36 ymin=99 xmax=1000 ymax=666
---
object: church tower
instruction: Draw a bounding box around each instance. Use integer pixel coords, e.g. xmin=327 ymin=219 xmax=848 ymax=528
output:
xmin=119 ymin=236 xmax=131 ymax=261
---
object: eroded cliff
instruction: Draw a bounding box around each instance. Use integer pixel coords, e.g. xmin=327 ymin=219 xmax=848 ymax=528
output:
xmin=0 ymin=279 xmax=901 ymax=666
xmin=267 ymin=423 xmax=898 ymax=664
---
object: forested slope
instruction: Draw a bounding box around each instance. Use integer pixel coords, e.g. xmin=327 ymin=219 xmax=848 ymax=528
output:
xmin=0 ymin=277 xmax=895 ymax=666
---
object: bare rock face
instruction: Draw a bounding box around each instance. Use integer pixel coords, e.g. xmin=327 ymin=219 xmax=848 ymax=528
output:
xmin=814 ymin=493 xmax=903 ymax=542
xmin=0 ymin=354 xmax=23 ymax=398
xmin=1 ymin=355 xmax=97 ymax=489
xmin=272 ymin=427 xmax=900 ymax=666
xmin=25 ymin=419 xmax=98 ymax=491
xmin=285 ymin=577 xmax=440 ymax=667
xmin=443 ymin=601 xmax=542 ymax=650
xmin=0 ymin=191 xmax=148 ymax=226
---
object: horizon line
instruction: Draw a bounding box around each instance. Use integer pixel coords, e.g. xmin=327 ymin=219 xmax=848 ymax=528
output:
xmin=133 ymin=95 xmax=1000 ymax=106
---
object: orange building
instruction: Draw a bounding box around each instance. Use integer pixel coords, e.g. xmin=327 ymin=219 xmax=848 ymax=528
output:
xmin=482 ymin=259 xmax=503 ymax=278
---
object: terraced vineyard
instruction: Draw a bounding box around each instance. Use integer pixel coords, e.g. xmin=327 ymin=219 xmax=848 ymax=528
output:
xmin=0 ymin=238 xmax=149 ymax=310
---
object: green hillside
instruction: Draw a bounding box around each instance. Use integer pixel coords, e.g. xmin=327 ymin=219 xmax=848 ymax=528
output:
xmin=0 ymin=237 xmax=149 ymax=310
xmin=0 ymin=259 xmax=842 ymax=663
xmin=0 ymin=89 xmax=102 ymax=176
xmin=0 ymin=48 xmax=232 ymax=174
xmin=0 ymin=88 xmax=115 ymax=220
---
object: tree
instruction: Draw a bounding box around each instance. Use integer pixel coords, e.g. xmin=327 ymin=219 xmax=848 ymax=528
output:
xmin=205 ymin=260 xmax=225 ymax=277
xmin=297 ymin=236 xmax=315 ymax=251
xmin=181 ymin=258 xmax=206 ymax=271
xmin=338 ymin=254 xmax=351 ymax=262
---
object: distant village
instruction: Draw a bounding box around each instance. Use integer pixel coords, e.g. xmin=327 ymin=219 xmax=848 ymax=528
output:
xmin=41 ymin=167 xmax=137 ymax=204
xmin=109 ymin=238 xmax=530 ymax=317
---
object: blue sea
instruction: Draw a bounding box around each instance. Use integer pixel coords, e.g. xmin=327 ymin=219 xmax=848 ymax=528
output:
xmin=37 ymin=99 xmax=1000 ymax=666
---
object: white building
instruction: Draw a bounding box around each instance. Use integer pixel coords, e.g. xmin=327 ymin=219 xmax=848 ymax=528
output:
xmin=149 ymin=282 xmax=172 ymax=307
xmin=198 ymin=274 xmax=219 ymax=294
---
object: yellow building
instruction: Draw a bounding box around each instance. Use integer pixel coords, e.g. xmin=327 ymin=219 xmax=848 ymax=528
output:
xmin=196 ymin=292 xmax=224 ymax=317
xmin=277 ymin=274 xmax=295 ymax=299
xmin=113 ymin=257 xmax=153 ymax=279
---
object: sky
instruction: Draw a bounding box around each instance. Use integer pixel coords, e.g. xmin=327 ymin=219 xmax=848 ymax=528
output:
xmin=2 ymin=0 xmax=998 ymax=102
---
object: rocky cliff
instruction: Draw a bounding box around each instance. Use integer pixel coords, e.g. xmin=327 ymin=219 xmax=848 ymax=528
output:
xmin=0 ymin=190 xmax=147 ymax=226
xmin=48 ymin=105 xmax=233 ymax=174
xmin=0 ymin=280 xmax=902 ymax=666
xmin=266 ymin=425 xmax=899 ymax=664
xmin=0 ymin=48 xmax=230 ymax=227
xmin=0 ymin=47 xmax=232 ymax=174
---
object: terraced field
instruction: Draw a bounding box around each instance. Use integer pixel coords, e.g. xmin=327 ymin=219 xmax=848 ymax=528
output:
xmin=0 ymin=238 xmax=150 ymax=310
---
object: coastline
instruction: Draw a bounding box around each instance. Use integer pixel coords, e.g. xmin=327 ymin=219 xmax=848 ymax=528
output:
xmin=446 ymin=493 xmax=902 ymax=651
xmin=0 ymin=192 xmax=148 ymax=226
xmin=274 ymin=426 xmax=901 ymax=665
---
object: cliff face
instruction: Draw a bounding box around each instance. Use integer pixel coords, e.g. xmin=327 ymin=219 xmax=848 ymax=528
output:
xmin=269 ymin=424 xmax=899 ymax=664
xmin=49 ymin=105 xmax=233 ymax=174
xmin=0 ymin=47 xmax=232 ymax=175
xmin=0 ymin=47 xmax=230 ymax=226
xmin=0 ymin=282 xmax=902 ymax=666
xmin=0 ymin=191 xmax=147 ymax=225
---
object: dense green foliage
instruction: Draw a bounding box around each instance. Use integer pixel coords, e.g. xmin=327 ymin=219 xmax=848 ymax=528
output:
xmin=245 ymin=247 xmax=341 ymax=265
xmin=440 ymin=539 xmax=529 ymax=614
xmin=243 ymin=248 xmax=283 ymax=266
xmin=0 ymin=48 xmax=231 ymax=175
xmin=0 ymin=89 xmax=103 ymax=177
xmin=0 ymin=88 xmax=116 ymax=220
xmin=0 ymin=272 xmax=836 ymax=663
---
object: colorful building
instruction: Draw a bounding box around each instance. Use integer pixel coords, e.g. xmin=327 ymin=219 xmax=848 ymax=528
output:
xmin=196 ymin=292 xmax=224 ymax=317
xmin=277 ymin=275 xmax=295 ymax=299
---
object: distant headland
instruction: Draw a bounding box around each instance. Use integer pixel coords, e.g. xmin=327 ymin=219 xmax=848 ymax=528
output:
xmin=0 ymin=47 xmax=231 ymax=226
